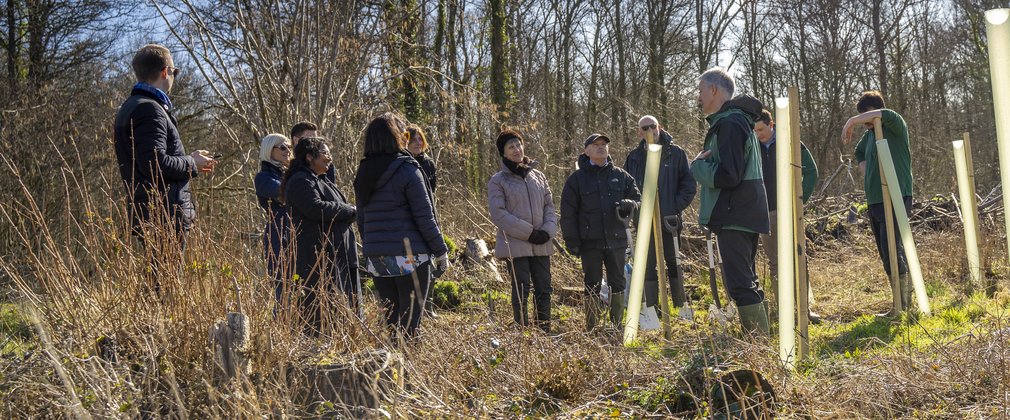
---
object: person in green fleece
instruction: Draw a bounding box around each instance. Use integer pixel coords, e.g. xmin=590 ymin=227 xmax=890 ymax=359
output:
xmin=690 ymin=67 xmax=771 ymax=335
xmin=841 ymin=90 xmax=913 ymax=316
xmin=754 ymin=109 xmax=821 ymax=324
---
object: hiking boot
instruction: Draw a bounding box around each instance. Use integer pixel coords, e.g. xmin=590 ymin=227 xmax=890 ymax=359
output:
xmin=875 ymin=308 xmax=901 ymax=318
xmin=808 ymin=311 xmax=822 ymax=325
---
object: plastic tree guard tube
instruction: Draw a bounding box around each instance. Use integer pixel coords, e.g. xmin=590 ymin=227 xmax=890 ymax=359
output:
xmin=775 ymin=97 xmax=796 ymax=368
xmin=875 ymin=139 xmax=931 ymax=314
xmin=953 ymin=140 xmax=982 ymax=286
xmin=623 ymin=144 xmax=662 ymax=345
xmin=985 ymin=9 xmax=1010 ymax=260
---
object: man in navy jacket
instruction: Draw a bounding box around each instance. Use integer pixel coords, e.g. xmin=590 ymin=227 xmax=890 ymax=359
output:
xmin=624 ymin=115 xmax=696 ymax=317
xmin=114 ymin=44 xmax=216 ymax=282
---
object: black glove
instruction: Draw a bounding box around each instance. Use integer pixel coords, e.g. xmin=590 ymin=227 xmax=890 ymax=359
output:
xmin=567 ymin=245 xmax=580 ymax=256
xmin=618 ymin=199 xmax=638 ymax=217
xmin=528 ymin=229 xmax=550 ymax=245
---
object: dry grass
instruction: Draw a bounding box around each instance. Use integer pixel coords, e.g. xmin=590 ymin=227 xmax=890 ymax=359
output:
xmin=2 ymin=134 xmax=1010 ymax=418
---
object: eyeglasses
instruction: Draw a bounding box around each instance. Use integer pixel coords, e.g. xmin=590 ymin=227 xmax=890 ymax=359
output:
xmin=640 ymin=124 xmax=657 ymax=131
xmin=274 ymin=144 xmax=290 ymax=151
xmin=165 ymin=66 xmax=180 ymax=78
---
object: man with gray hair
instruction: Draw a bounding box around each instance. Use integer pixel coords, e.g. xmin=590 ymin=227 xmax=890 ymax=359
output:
xmin=690 ymin=67 xmax=771 ymax=335
xmin=623 ymin=115 xmax=696 ymax=318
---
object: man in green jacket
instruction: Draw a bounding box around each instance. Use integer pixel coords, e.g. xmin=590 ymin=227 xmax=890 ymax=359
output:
xmin=754 ymin=109 xmax=820 ymax=323
xmin=690 ymin=67 xmax=770 ymax=335
xmin=841 ymin=90 xmax=914 ymax=315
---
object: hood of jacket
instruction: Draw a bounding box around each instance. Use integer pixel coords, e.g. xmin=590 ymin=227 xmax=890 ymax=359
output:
xmin=720 ymin=94 xmax=764 ymax=123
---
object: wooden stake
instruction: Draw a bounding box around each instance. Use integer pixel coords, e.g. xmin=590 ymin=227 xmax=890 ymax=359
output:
xmin=789 ymin=87 xmax=809 ymax=361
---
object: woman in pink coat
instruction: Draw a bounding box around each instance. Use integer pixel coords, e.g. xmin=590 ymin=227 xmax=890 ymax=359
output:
xmin=487 ymin=130 xmax=557 ymax=332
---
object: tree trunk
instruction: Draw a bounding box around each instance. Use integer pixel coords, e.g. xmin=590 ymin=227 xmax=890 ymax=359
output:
xmin=489 ymin=0 xmax=509 ymax=121
xmin=6 ymin=0 xmax=17 ymax=96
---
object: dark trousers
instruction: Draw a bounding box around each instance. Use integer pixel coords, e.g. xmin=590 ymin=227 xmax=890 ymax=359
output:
xmin=715 ymin=228 xmax=764 ymax=306
xmin=505 ymin=256 xmax=552 ymax=331
xmin=264 ymin=226 xmax=289 ymax=305
xmin=297 ymin=249 xmax=360 ymax=335
xmin=374 ymin=263 xmax=431 ymax=337
xmin=868 ymin=196 xmax=912 ymax=276
xmin=581 ymin=248 xmax=626 ymax=296
xmin=643 ymin=228 xmax=686 ymax=307
xmin=135 ymin=225 xmax=187 ymax=295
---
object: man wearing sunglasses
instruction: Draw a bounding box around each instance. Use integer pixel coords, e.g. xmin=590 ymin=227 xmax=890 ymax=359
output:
xmin=623 ymin=115 xmax=696 ymax=319
xmin=290 ymin=121 xmax=335 ymax=182
xmin=114 ymin=44 xmax=217 ymax=286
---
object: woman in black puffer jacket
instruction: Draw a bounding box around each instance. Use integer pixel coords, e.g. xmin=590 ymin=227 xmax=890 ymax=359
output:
xmin=282 ymin=137 xmax=359 ymax=335
xmin=354 ymin=113 xmax=449 ymax=338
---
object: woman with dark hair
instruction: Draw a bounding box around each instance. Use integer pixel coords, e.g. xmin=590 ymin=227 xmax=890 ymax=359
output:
xmin=354 ymin=113 xmax=449 ymax=338
xmin=405 ymin=124 xmax=437 ymax=197
xmin=282 ymin=137 xmax=359 ymax=334
xmin=487 ymin=130 xmax=557 ymax=332
xmin=254 ymin=133 xmax=292 ymax=305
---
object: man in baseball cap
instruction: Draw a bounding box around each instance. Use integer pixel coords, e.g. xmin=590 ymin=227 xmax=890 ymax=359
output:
xmin=560 ymin=133 xmax=640 ymax=331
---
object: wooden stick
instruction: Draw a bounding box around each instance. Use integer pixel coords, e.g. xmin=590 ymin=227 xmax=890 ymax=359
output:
xmin=789 ymin=87 xmax=809 ymax=361
xmin=963 ymin=132 xmax=985 ymax=274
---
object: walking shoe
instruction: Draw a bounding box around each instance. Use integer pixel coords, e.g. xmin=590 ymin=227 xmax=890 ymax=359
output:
xmin=808 ymin=311 xmax=822 ymax=325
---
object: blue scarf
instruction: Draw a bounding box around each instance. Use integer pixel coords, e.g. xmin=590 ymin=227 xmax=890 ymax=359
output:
xmin=133 ymin=82 xmax=173 ymax=110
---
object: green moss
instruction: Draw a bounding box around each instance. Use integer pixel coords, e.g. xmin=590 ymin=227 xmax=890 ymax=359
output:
xmin=625 ymin=375 xmax=695 ymax=413
xmin=810 ymin=289 xmax=1008 ymax=359
xmin=443 ymin=234 xmax=458 ymax=257
xmin=1 ymin=303 xmax=34 ymax=356
xmin=431 ymin=281 xmax=462 ymax=310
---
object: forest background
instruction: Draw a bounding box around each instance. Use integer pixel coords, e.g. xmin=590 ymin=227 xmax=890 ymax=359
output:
xmin=0 ymin=0 xmax=1000 ymax=233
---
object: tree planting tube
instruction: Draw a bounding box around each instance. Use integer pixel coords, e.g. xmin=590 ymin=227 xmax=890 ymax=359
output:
xmin=623 ymin=144 xmax=662 ymax=345
xmin=986 ymin=9 xmax=1010 ymax=260
xmin=645 ymin=132 xmax=674 ymax=338
xmin=775 ymin=97 xmax=796 ymax=369
xmin=875 ymin=139 xmax=931 ymax=315
xmin=953 ymin=140 xmax=982 ymax=286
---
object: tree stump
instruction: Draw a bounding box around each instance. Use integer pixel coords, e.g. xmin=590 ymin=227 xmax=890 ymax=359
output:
xmin=464 ymin=238 xmax=504 ymax=283
xmin=291 ymin=348 xmax=404 ymax=414
xmin=209 ymin=312 xmax=251 ymax=380
xmin=710 ymin=369 xmax=776 ymax=419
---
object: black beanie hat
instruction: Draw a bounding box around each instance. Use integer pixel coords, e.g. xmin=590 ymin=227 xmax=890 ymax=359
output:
xmin=495 ymin=129 xmax=522 ymax=156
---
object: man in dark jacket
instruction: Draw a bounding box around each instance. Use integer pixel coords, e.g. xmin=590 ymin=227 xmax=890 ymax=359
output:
xmin=561 ymin=134 xmax=641 ymax=330
xmin=690 ymin=67 xmax=770 ymax=335
xmin=754 ymin=109 xmax=821 ymax=323
xmin=291 ymin=121 xmax=337 ymax=183
xmin=114 ymin=45 xmax=215 ymax=282
xmin=624 ymin=115 xmax=696 ymax=317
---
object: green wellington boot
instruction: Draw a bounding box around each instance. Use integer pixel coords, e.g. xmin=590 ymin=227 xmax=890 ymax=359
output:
xmin=738 ymin=302 xmax=771 ymax=336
